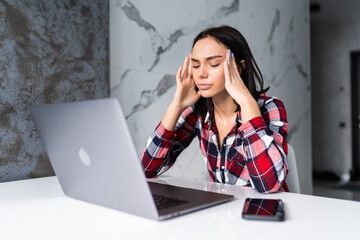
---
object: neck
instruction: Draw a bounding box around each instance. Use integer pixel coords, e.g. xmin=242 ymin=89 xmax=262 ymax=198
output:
xmin=212 ymin=92 xmax=237 ymax=118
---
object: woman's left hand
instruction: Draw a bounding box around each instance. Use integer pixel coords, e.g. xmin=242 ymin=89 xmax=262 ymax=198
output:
xmin=224 ymin=49 xmax=261 ymax=122
xmin=224 ymin=49 xmax=252 ymax=105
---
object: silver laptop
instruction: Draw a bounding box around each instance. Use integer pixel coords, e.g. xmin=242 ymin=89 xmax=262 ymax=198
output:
xmin=30 ymin=98 xmax=234 ymax=221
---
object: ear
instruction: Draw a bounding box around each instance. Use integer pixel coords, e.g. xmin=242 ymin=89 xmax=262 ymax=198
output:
xmin=240 ymin=60 xmax=246 ymax=69
xmin=237 ymin=60 xmax=246 ymax=73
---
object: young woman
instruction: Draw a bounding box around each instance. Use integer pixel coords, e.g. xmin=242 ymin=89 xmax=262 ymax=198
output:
xmin=142 ymin=25 xmax=289 ymax=193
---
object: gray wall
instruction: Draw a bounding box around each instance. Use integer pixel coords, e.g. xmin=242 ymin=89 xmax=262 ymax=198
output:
xmin=0 ymin=0 xmax=109 ymax=182
xmin=110 ymin=0 xmax=312 ymax=194
xmin=311 ymin=0 xmax=360 ymax=180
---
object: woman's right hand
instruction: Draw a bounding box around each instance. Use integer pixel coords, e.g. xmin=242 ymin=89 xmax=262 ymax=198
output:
xmin=161 ymin=55 xmax=201 ymax=131
xmin=172 ymin=55 xmax=201 ymax=111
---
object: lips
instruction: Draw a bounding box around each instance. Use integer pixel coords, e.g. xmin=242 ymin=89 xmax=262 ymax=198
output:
xmin=197 ymin=84 xmax=212 ymax=90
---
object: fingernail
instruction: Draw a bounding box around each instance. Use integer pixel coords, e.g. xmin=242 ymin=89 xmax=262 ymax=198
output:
xmin=231 ymin=53 xmax=234 ymax=58
xmin=227 ymin=49 xmax=231 ymax=57
xmin=226 ymin=59 xmax=228 ymax=64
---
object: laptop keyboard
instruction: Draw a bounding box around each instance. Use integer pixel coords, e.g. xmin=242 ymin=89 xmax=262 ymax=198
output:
xmin=153 ymin=195 xmax=189 ymax=210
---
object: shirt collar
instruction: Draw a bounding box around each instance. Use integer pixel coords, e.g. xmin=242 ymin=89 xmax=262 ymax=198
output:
xmin=236 ymin=110 xmax=242 ymax=124
xmin=204 ymin=104 xmax=214 ymax=129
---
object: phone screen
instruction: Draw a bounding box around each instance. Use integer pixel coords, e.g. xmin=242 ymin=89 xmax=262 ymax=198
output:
xmin=242 ymin=198 xmax=285 ymax=221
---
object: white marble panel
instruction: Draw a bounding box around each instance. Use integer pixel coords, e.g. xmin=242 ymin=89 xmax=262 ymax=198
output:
xmin=110 ymin=0 xmax=312 ymax=193
xmin=110 ymin=0 xmax=239 ymax=73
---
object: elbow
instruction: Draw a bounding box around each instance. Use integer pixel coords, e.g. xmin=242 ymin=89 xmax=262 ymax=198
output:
xmin=260 ymin=183 xmax=283 ymax=194
xmin=141 ymin=161 xmax=155 ymax=179
xmin=144 ymin=171 xmax=157 ymax=179
xmin=257 ymin=147 xmax=288 ymax=193
xmin=141 ymin=162 xmax=158 ymax=179
xmin=141 ymin=150 xmax=159 ymax=178
xmin=253 ymin=159 xmax=288 ymax=194
xmin=141 ymin=159 xmax=170 ymax=179
xmin=254 ymin=180 xmax=285 ymax=194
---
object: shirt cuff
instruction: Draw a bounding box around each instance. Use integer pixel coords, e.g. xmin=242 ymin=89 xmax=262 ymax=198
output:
xmin=238 ymin=116 xmax=267 ymax=137
xmin=155 ymin=122 xmax=176 ymax=141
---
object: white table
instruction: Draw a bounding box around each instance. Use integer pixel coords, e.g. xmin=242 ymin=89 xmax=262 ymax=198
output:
xmin=1 ymin=176 xmax=360 ymax=240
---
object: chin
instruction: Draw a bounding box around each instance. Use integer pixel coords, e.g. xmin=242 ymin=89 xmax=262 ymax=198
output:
xmin=199 ymin=91 xmax=214 ymax=98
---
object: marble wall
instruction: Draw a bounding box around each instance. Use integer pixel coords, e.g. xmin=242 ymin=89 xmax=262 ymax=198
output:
xmin=0 ymin=0 xmax=109 ymax=182
xmin=311 ymin=0 xmax=360 ymax=180
xmin=110 ymin=0 xmax=312 ymax=193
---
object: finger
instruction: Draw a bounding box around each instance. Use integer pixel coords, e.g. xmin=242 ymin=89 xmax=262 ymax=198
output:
xmin=224 ymin=50 xmax=230 ymax=81
xmin=230 ymin=52 xmax=241 ymax=80
xmin=181 ymin=56 xmax=189 ymax=79
xmin=187 ymin=53 xmax=193 ymax=81
xmin=176 ymin=65 xmax=183 ymax=84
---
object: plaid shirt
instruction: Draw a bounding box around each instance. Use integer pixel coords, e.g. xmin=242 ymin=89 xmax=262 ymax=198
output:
xmin=142 ymin=94 xmax=289 ymax=193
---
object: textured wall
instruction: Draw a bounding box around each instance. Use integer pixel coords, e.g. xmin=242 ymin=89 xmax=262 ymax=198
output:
xmin=311 ymin=0 xmax=360 ymax=180
xmin=0 ymin=0 xmax=109 ymax=182
xmin=110 ymin=0 xmax=312 ymax=193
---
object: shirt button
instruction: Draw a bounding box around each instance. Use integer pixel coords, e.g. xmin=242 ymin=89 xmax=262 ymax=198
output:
xmin=221 ymin=166 xmax=225 ymax=169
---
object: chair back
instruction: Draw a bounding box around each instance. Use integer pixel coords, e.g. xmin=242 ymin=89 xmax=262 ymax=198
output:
xmin=286 ymin=144 xmax=301 ymax=193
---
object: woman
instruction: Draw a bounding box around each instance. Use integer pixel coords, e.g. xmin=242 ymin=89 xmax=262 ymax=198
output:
xmin=142 ymin=25 xmax=289 ymax=193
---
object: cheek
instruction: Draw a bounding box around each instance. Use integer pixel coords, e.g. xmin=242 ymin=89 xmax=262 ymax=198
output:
xmin=192 ymin=69 xmax=200 ymax=82
xmin=210 ymin=66 xmax=225 ymax=83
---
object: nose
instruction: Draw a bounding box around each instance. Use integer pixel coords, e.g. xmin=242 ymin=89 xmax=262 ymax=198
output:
xmin=197 ymin=65 xmax=208 ymax=79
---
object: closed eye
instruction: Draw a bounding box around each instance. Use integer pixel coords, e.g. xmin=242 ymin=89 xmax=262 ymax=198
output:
xmin=210 ymin=63 xmax=220 ymax=67
xmin=193 ymin=65 xmax=200 ymax=69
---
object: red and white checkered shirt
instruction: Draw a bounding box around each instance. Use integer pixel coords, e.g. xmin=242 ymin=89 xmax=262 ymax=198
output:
xmin=142 ymin=94 xmax=289 ymax=193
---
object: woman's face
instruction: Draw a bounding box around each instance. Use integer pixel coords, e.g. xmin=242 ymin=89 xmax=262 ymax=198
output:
xmin=191 ymin=36 xmax=228 ymax=99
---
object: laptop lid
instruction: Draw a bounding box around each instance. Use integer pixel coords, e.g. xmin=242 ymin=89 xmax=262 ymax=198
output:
xmin=30 ymin=98 xmax=158 ymax=220
xmin=30 ymin=98 xmax=234 ymax=220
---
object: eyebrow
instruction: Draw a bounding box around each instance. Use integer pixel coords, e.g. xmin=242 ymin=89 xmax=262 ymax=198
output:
xmin=191 ymin=55 xmax=223 ymax=62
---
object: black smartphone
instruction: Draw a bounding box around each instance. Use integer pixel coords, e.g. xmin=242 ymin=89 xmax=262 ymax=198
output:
xmin=242 ymin=198 xmax=285 ymax=221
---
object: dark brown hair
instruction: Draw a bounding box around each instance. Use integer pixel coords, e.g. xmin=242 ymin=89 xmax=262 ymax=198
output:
xmin=192 ymin=25 xmax=269 ymax=119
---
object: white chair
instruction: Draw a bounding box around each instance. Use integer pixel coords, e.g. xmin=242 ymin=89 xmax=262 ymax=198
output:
xmin=286 ymin=144 xmax=301 ymax=193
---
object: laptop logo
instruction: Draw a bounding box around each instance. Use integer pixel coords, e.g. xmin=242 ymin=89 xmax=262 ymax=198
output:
xmin=78 ymin=147 xmax=91 ymax=166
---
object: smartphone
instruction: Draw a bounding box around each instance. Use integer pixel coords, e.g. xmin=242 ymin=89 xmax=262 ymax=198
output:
xmin=242 ymin=198 xmax=285 ymax=221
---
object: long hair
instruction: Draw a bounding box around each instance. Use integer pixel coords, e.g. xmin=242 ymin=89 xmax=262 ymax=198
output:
xmin=192 ymin=25 xmax=269 ymax=119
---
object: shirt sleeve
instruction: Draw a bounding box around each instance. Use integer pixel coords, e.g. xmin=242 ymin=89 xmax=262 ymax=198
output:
xmin=238 ymin=97 xmax=288 ymax=193
xmin=141 ymin=107 xmax=197 ymax=178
